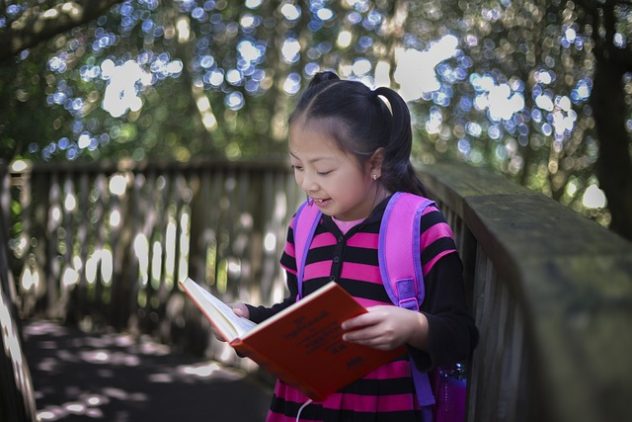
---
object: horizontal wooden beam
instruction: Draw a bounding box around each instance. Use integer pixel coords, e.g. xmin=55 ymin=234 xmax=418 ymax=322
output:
xmin=418 ymin=161 xmax=632 ymax=422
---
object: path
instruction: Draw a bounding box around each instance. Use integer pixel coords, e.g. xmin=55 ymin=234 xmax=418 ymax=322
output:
xmin=22 ymin=320 xmax=272 ymax=422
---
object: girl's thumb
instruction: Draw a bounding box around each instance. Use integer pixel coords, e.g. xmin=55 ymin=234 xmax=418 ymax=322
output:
xmin=232 ymin=304 xmax=249 ymax=318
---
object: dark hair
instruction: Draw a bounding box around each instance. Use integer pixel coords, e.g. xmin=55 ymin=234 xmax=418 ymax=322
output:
xmin=289 ymin=71 xmax=426 ymax=196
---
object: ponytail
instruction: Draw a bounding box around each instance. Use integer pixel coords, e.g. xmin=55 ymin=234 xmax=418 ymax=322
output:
xmin=372 ymin=87 xmax=427 ymax=196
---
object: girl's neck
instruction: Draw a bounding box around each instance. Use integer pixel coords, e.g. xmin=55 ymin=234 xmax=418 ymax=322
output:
xmin=331 ymin=215 xmax=365 ymax=234
xmin=333 ymin=184 xmax=390 ymax=222
xmin=372 ymin=184 xmax=390 ymax=211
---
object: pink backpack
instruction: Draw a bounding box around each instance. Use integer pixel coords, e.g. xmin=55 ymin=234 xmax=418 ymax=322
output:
xmin=293 ymin=192 xmax=467 ymax=422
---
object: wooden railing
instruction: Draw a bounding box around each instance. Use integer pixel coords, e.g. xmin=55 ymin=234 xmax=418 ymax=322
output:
xmin=417 ymin=163 xmax=632 ymax=422
xmin=5 ymin=159 xmax=303 ymax=365
xmin=1 ymin=159 xmax=630 ymax=421
xmin=0 ymin=163 xmax=38 ymax=422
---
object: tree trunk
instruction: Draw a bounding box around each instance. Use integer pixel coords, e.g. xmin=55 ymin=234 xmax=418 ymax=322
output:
xmin=587 ymin=0 xmax=632 ymax=241
xmin=591 ymin=56 xmax=632 ymax=241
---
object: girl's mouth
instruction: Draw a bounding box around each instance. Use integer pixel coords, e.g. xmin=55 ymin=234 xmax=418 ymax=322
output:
xmin=313 ymin=198 xmax=331 ymax=207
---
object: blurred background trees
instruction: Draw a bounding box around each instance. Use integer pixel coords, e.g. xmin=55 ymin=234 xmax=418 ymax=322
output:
xmin=1 ymin=0 xmax=630 ymax=240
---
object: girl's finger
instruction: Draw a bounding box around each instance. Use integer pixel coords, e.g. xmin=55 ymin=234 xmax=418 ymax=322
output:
xmin=341 ymin=313 xmax=379 ymax=330
xmin=342 ymin=326 xmax=381 ymax=342
xmin=231 ymin=303 xmax=250 ymax=319
xmin=213 ymin=331 xmax=228 ymax=342
xmin=344 ymin=334 xmax=392 ymax=351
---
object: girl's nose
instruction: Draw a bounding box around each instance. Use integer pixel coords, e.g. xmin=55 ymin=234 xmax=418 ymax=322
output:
xmin=300 ymin=173 xmax=318 ymax=192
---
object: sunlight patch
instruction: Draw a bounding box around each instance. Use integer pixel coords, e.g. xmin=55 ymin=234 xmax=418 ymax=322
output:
xmin=178 ymin=361 xmax=244 ymax=381
xmin=101 ymin=59 xmax=152 ymax=118
xmin=394 ymin=35 xmax=459 ymax=101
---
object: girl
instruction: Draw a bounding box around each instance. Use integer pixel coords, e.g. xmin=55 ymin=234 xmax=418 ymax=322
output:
xmin=234 ymin=71 xmax=478 ymax=421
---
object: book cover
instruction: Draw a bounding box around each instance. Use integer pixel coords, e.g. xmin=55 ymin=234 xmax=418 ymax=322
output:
xmin=179 ymin=278 xmax=405 ymax=401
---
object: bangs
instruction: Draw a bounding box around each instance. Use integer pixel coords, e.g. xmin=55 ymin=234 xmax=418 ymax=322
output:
xmin=304 ymin=117 xmax=374 ymax=164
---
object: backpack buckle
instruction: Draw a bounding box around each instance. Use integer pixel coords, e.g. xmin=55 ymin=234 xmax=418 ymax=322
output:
xmin=398 ymin=297 xmax=419 ymax=311
xmin=396 ymin=279 xmax=419 ymax=310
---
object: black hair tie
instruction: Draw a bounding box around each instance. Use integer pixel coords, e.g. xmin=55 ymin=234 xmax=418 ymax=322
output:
xmin=313 ymin=71 xmax=339 ymax=84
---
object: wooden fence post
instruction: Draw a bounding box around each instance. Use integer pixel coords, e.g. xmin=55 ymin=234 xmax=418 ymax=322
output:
xmin=0 ymin=162 xmax=38 ymax=422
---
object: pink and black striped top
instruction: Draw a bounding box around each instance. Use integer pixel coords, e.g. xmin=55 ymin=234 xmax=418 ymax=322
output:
xmin=247 ymin=196 xmax=478 ymax=422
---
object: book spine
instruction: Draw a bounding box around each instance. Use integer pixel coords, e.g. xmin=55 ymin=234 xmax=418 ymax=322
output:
xmin=231 ymin=339 xmax=326 ymax=401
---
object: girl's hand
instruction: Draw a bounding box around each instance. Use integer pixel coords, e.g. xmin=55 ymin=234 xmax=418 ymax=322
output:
xmin=212 ymin=303 xmax=250 ymax=343
xmin=341 ymin=305 xmax=429 ymax=351
xmin=232 ymin=303 xmax=250 ymax=319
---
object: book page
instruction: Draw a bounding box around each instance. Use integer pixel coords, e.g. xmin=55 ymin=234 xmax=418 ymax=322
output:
xmin=181 ymin=278 xmax=257 ymax=341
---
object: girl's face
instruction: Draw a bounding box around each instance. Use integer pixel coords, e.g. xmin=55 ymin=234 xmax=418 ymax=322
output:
xmin=289 ymin=119 xmax=382 ymax=221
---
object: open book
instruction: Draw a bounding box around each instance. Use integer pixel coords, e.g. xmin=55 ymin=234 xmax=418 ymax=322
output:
xmin=179 ymin=277 xmax=405 ymax=401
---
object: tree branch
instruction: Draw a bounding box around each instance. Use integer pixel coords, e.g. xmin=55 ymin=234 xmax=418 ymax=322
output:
xmin=0 ymin=0 xmax=124 ymax=62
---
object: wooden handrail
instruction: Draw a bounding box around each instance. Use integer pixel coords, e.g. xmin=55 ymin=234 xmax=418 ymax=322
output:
xmin=417 ymin=162 xmax=632 ymax=422
xmin=0 ymin=163 xmax=38 ymax=422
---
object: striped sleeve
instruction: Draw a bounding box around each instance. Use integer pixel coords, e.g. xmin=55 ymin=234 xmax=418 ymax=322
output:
xmin=279 ymin=220 xmax=297 ymax=275
xmin=419 ymin=205 xmax=458 ymax=275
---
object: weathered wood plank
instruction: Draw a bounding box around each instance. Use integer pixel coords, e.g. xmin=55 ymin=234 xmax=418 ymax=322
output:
xmin=419 ymin=161 xmax=632 ymax=422
xmin=0 ymin=163 xmax=38 ymax=422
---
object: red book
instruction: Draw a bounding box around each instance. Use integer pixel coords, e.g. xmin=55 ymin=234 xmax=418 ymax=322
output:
xmin=179 ymin=278 xmax=405 ymax=401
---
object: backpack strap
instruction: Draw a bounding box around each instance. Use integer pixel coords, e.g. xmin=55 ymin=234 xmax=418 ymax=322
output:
xmin=292 ymin=200 xmax=322 ymax=299
xmin=294 ymin=193 xmax=432 ymax=304
xmin=378 ymin=192 xmax=434 ymax=310
xmin=379 ymin=192 xmax=437 ymax=409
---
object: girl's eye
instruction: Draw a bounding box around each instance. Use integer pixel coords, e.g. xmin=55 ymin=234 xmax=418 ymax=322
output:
xmin=291 ymin=165 xmax=303 ymax=172
xmin=317 ymin=170 xmax=333 ymax=176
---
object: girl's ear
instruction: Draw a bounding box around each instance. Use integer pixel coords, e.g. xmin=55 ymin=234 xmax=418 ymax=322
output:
xmin=367 ymin=147 xmax=385 ymax=178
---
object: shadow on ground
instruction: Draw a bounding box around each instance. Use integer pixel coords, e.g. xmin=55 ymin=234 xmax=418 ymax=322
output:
xmin=22 ymin=320 xmax=272 ymax=422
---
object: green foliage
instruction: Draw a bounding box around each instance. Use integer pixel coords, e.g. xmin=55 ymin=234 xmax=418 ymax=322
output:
xmin=0 ymin=0 xmax=631 ymax=227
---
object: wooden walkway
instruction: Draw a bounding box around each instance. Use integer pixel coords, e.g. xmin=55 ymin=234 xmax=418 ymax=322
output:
xmin=22 ymin=320 xmax=272 ymax=422
xmin=5 ymin=161 xmax=631 ymax=422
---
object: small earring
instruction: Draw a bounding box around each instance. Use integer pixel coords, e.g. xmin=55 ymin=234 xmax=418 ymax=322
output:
xmin=372 ymin=174 xmax=378 ymax=181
